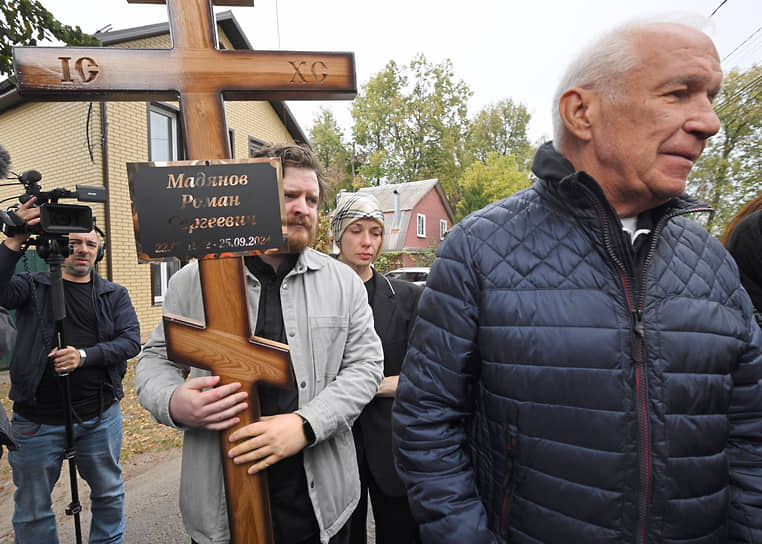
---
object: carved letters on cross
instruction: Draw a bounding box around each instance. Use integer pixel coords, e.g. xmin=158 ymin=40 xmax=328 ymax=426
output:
xmin=13 ymin=0 xmax=355 ymax=159
xmin=12 ymin=1 xmax=357 ymax=543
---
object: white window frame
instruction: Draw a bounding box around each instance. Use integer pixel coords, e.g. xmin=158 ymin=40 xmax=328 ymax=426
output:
xmin=440 ymin=219 xmax=448 ymax=240
xmin=148 ymin=105 xmax=178 ymax=163
xmin=149 ymin=105 xmax=181 ymax=304
xmin=417 ymin=213 xmax=426 ymax=238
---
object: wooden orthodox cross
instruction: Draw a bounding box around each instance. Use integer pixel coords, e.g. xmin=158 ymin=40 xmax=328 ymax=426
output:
xmin=12 ymin=1 xmax=356 ymax=543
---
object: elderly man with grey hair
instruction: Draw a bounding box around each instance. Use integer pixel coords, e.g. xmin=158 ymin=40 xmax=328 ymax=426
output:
xmin=392 ymin=15 xmax=762 ymax=544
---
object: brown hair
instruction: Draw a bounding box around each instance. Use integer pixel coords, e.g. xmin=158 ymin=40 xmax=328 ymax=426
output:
xmin=722 ymin=194 xmax=762 ymax=246
xmin=251 ymin=143 xmax=327 ymax=207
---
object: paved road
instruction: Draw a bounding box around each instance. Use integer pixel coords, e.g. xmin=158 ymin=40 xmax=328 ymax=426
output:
xmin=0 ymin=447 xmax=375 ymax=543
xmin=57 ymin=448 xmax=186 ymax=544
xmin=0 ymin=448 xmax=187 ymax=543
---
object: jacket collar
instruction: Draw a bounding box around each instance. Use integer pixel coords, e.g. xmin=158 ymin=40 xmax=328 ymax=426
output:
xmin=297 ymin=248 xmax=326 ymax=273
xmin=372 ymin=268 xmax=395 ymax=299
xmin=36 ymin=268 xmax=111 ymax=293
xmin=531 ymin=141 xmax=712 ymax=222
xmin=243 ymin=248 xmax=325 ymax=283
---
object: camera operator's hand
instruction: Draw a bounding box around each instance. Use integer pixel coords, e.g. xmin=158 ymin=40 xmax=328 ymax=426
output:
xmin=169 ymin=375 xmax=249 ymax=431
xmin=49 ymin=345 xmax=83 ymax=374
xmin=3 ymin=197 xmax=40 ymax=252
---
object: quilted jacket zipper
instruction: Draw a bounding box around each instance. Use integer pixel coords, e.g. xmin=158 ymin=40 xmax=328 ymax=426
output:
xmin=583 ymin=186 xmax=712 ymax=544
xmin=587 ymin=196 xmax=651 ymax=543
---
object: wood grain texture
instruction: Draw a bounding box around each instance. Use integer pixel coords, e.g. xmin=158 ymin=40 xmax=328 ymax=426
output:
xmin=12 ymin=1 xmax=356 ymax=541
xmin=165 ymin=257 xmax=293 ymax=544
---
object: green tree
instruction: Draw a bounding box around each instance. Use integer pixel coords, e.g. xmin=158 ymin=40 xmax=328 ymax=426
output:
xmin=468 ymin=98 xmax=532 ymax=169
xmin=688 ymin=64 xmax=762 ymax=234
xmin=0 ymin=0 xmax=99 ymax=79
xmin=312 ymin=214 xmax=332 ymax=255
xmin=456 ymin=152 xmax=532 ymax=220
xmin=309 ymin=108 xmax=353 ymax=208
xmin=351 ymin=54 xmax=472 ymax=205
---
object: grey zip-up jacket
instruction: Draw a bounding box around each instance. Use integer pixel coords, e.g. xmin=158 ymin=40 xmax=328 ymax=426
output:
xmin=136 ymin=249 xmax=384 ymax=544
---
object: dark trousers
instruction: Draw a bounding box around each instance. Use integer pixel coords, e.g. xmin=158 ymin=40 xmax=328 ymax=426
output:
xmin=191 ymin=520 xmax=350 ymax=544
xmin=349 ymin=456 xmax=420 ymax=544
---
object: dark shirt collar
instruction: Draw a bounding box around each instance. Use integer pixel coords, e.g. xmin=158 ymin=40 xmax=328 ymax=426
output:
xmin=245 ymin=254 xmax=299 ymax=281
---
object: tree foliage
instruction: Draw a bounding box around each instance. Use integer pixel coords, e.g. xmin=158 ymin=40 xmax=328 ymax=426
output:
xmin=0 ymin=0 xmax=99 ymax=80
xmin=688 ymin=64 xmax=762 ymax=234
xmin=312 ymin=214 xmax=332 ymax=255
xmin=347 ymin=55 xmax=535 ymax=218
xmin=468 ymin=98 xmax=532 ymax=169
xmin=308 ymin=108 xmax=354 ymax=209
xmin=456 ymin=152 xmax=532 ymax=220
xmin=351 ymin=54 xmax=472 ymax=204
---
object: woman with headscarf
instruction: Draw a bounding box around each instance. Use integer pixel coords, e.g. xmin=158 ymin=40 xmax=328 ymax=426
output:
xmin=330 ymin=192 xmax=422 ymax=544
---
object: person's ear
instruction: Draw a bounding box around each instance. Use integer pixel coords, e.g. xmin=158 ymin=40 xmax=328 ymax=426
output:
xmin=559 ymin=87 xmax=597 ymax=142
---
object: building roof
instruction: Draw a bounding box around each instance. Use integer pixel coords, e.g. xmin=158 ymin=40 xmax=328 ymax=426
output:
xmin=0 ymin=10 xmax=308 ymax=145
xmin=358 ymin=179 xmax=455 ymax=222
xmin=95 ymin=10 xmax=252 ymax=50
xmin=346 ymin=179 xmax=454 ymax=252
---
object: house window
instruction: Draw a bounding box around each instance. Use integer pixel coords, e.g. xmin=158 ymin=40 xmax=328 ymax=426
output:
xmin=148 ymin=104 xmax=182 ymax=304
xmin=249 ymin=136 xmax=267 ymax=157
xmin=440 ymin=219 xmax=448 ymax=240
xmin=417 ymin=213 xmax=426 ymax=238
xmin=151 ymin=259 xmax=181 ymax=305
xmin=148 ymin=106 xmax=178 ymax=162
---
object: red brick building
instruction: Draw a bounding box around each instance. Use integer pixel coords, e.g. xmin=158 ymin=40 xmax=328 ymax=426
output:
xmin=355 ymin=179 xmax=454 ymax=268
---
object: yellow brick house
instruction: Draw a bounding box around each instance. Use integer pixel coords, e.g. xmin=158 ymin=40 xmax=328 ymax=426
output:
xmin=0 ymin=11 xmax=308 ymax=342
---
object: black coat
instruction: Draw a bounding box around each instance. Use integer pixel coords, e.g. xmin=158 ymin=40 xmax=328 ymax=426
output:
xmin=727 ymin=209 xmax=762 ymax=325
xmin=354 ymin=269 xmax=422 ymax=497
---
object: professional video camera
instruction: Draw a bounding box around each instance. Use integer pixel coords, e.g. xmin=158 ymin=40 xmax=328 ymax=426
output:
xmin=0 ymin=169 xmax=106 ymax=238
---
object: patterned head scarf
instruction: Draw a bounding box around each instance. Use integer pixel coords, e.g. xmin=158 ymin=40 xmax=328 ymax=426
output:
xmin=330 ymin=192 xmax=385 ymax=244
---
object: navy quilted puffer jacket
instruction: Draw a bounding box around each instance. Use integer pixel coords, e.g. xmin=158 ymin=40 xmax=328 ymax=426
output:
xmin=392 ymin=142 xmax=762 ymax=543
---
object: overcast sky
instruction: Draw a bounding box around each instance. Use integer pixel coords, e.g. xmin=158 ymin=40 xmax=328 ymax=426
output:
xmin=35 ymin=0 xmax=762 ymax=143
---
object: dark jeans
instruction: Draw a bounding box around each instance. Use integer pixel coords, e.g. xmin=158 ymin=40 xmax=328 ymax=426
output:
xmin=10 ymin=402 xmax=124 ymax=544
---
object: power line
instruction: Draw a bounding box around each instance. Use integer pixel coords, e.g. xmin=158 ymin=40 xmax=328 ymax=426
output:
xmin=714 ymin=73 xmax=762 ymax=120
xmin=710 ymin=0 xmax=729 ymax=17
xmin=723 ymin=26 xmax=762 ymax=63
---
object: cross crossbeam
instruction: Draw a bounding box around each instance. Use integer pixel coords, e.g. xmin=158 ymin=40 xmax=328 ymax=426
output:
xmin=12 ymin=1 xmax=356 ymax=542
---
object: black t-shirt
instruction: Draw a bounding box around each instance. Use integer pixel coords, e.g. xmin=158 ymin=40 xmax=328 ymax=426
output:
xmin=15 ymin=279 xmax=112 ymax=424
xmin=244 ymin=255 xmax=319 ymax=543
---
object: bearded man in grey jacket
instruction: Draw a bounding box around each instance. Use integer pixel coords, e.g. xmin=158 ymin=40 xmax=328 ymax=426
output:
xmin=136 ymin=144 xmax=384 ymax=544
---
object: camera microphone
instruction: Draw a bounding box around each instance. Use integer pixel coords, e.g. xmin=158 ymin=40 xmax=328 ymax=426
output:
xmin=0 ymin=145 xmax=10 ymax=180
xmin=19 ymin=170 xmax=42 ymax=184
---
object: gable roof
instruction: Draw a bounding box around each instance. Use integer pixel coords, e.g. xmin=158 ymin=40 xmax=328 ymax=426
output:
xmin=0 ymin=10 xmax=308 ymax=145
xmin=95 ymin=9 xmax=252 ymax=50
xmin=358 ymin=179 xmax=455 ymax=223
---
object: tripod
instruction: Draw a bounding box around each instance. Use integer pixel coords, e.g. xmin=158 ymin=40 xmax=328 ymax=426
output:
xmin=37 ymin=234 xmax=84 ymax=544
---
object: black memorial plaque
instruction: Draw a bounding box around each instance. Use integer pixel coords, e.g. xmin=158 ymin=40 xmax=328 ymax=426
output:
xmin=128 ymin=157 xmax=286 ymax=261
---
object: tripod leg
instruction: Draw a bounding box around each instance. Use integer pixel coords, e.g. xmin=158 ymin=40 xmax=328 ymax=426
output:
xmin=61 ymin=374 xmax=83 ymax=544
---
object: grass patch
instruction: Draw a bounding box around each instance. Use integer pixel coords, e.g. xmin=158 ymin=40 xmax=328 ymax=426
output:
xmin=0 ymin=359 xmax=182 ymax=480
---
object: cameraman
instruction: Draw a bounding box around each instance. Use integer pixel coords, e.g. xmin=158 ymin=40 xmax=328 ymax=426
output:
xmin=0 ymin=197 xmax=140 ymax=544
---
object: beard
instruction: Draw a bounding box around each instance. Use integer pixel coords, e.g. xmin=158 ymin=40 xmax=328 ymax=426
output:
xmin=286 ymin=218 xmax=316 ymax=253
